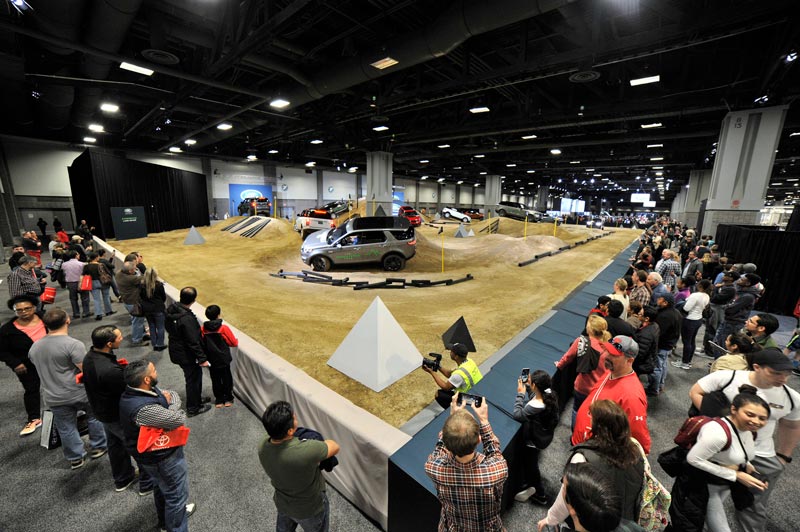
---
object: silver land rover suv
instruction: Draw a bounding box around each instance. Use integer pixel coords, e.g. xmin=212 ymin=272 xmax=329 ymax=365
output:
xmin=495 ymin=201 xmax=539 ymax=222
xmin=300 ymin=216 xmax=416 ymax=272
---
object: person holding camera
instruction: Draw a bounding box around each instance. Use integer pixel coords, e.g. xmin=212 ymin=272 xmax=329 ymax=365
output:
xmin=422 ymin=343 xmax=483 ymax=409
xmin=425 ymin=393 xmax=508 ymax=532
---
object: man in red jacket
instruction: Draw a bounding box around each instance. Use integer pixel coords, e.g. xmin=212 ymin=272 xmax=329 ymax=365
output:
xmin=572 ymin=335 xmax=651 ymax=454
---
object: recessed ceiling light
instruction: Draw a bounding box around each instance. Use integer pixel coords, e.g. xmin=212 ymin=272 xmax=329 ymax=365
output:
xmin=169 ymin=147 xmax=182 ymax=153
xmin=88 ymin=124 xmax=104 ymax=132
xmin=527 ymin=170 xmax=535 ymax=174
xmin=479 ymin=171 xmax=487 ymax=175
xmin=305 ymin=161 xmax=316 ymax=167
xmin=310 ymin=139 xmax=323 ymax=144
xmin=348 ymin=166 xmax=358 ymax=173
xmin=217 ymin=122 xmax=233 ymax=130
xmin=754 ymin=95 xmax=769 ymax=104
xmin=437 ymin=177 xmax=445 ymax=182
xmin=372 ymin=125 xmax=389 ymax=132
xmin=655 ymin=172 xmax=663 ymax=176
xmin=83 ymin=137 xmax=96 ymax=143
xmin=790 ymin=132 xmax=800 ymax=137
xmin=469 ymin=106 xmax=490 ymax=114
xmin=650 ymin=157 xmax=664 ymax=161
xmin=457 ymin=180 xmax=464 ymax=184
xmin=438 ymin=144 xmax=450 ymax=148
xmin=522 ymin=134 xmax=538 ymax=140
xmin=420 ymin=159 xmax=429 ymax=163
xmin=647 ymin=144 xmax=663 ymax=148
xmin=506 ymin=163 xmax=516 ymax=167
xmin=569 ymin=161 xmax=581 ymax=164
xmin=630 ymin=75 xmax=660 ymax=86
xmin=184 ymin=139 xmax=196 ymax=146
xmin=652 ymin=166 xmax=663 ymax=169
xmin=421 ymin=175 xmax=428 ymax=180
xmin=270 ymin=98 xmax=290 ymax=109
xmin=550 ymin=148 xmax=562 ymax=155
xmin=474 ymin=183 xmax=479 ymax=187
xmin=640 ymin=122 xmax=662 ymax=129
xmin=370 ymin=56 xmax=398 ymax=70
xmin=247 ymin=154 xmax=257 ymax=161
xmin=474 ymin=154 xmax=485 ymax=158
xmin=119 ymin=62 xmax=153 ymax=76
xmin=268 ymin=149 xmax=279 ymax=154
xmin=100 ymin=103 xmax=119 ymax=113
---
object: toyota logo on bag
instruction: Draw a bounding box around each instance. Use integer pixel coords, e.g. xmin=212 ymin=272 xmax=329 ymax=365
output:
xmin=154 ymin=434 xmax=171 ymax=448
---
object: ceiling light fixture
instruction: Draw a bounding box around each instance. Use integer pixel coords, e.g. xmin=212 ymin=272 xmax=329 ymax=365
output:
xmin=790 ymin=132 xmax=800 ymax=137
xmin=247 ymin=154 xmax=257 ymax=161
xmin=527 ymin=170 xmax=535 ymax=174
xmin=269 ymin=98 xmax=290 ymax=109
xmin=420 ymin=159 xmax=429 ymax=163
xmin=184 ymin=139 xmax=196 ymax=146
xmin=652 ymin=166 xmax=663 ymax=169
xmin=506 ymin=163 xmax=516 ymax=167
xmin=469 ymin=106 xmax=490 ymax=114
xmin=474 ymin=154 xmax=485 ymax=158
xmin=100 ymin=103 xmax=119 ymax=113
xmin=437 ymin=144 xmax=450 ymax=148
xmin=88 ymin=124 xmax=104 ymax=132
xmin=83 ymin=137 xmax=96 ymax=143
xmin=348 ymin=167 xmax=358 ymax=173
xmin=305 ymin=161 xmax=316 ymax=167
xmin=437 ymin=177 xmax=445 ymax=182
xmin=372 ymin=125 xmax=389 ymax=132
xmin=754 ymin=95 xmax=769 ymax=104
xmin=786 ymin=52 xmax=798 ymax=63
xmin=474 ymin=183 xmax=480 ymax=187
xmin=370 ymin=57 xmax=398 ymax=70
xmin=217 ymin=122 xmax=233 ymax=130
xmin=629 ymin=75 xmax=660 ymax=86
xmin=479 ymin=171 xmax=487 ymax=175
xmin=457 ymin=180 xmax=464 ymax=184
xmin=169 ymin=147 xmax=182 ymax=153
xmin=647 ymin=144 xmax=663 ymax=148
xmin=550 ymin=148 xmax=562 ymax=155
xmin=268 ymin=149 xmax=278 ymax=154
xmin=650 ymin=157 xmax=664 ymax=161
xmin=421 ymin=176 xmax=429 ymax=180
xmin=119 ymin=62 xmax=153 ymax=76
xmin=521 ymin=134 xmax=538 ymax=140
xmin=310 ymin=139 xmax=323 ymax=144
xmin=570 ymin=160 xmax=581 ymax=164
xmin=640 ymin=122 xmax=662 ymax=129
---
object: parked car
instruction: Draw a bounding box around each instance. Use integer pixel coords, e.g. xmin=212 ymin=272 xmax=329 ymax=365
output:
xmin=238 ymin=197 xmax=271 ymax=216
xmin=398 ymin=206 xmax=422 ymax=226
xmin=586 ymin=216 xmax=604 ymax=229
xmin=300 ymin=216 xmax=416 ymax=272
xmin=441 ymin=206 xmax=471 ymax=223
xmin=539 ymin=213 xmax=563 ymax=225
xmin=463 ymin=208 xmax=484 ymax=221
xmin=294 ymin=208 xmax=337 ymax=237
xmin=495 ymin=201 xmax=538 ymax=222
xmin=319 ymin=200 xmax=351 ymax=216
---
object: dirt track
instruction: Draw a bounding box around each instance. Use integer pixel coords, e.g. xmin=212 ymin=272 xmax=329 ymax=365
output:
xmin=114 ymin=214 xmax=638 ymax=427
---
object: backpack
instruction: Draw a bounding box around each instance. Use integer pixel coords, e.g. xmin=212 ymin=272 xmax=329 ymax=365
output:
xmin=657 ymin=416 xmax=731 ymax=478
xmin=701 ymin=302 xmax=712 ymax=320
xmin=632 ymin=438 xmax=671 ymax=532
xmin=576 ymin=334 xmax=601 ymax=374
xmin=98 ymin=263 xmax=113 ymax=286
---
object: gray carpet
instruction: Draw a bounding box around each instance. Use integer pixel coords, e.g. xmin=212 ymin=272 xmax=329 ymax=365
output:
xmin=2 ymin=255 xmax=799 ymax=531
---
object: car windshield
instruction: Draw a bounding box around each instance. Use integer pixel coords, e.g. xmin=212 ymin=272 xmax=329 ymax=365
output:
xmin=404 ymin=210 xmax=419 ymax=216
xmin=327 ymin=225 xmax=348 ymax=244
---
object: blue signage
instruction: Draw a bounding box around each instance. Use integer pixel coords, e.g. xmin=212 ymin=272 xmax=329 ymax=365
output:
xmin=229 ymin=184 xmax=274 ymax=216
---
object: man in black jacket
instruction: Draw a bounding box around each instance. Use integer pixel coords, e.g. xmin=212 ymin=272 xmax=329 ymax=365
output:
xmin=165 ymin=287 xmax=211 ymax=417
xmin=83 ymin=325 xmax=154 ymax=493
xmin=714 ymin=273 xmax=761 ymax=348
xmin=633 ymin=306 xmax=660 ymax=385
xmin=605 ymin=300 xmax=636 ymax=338
xmin=648 ymin=292 xmax=682 ymax=396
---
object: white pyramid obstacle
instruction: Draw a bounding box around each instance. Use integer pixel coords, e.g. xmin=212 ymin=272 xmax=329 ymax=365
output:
xmin=183 ymin=226 xmax=206 ymax=245
xmin=327 ymin=296 xmax=422 ymax=392
xmin=454 ymin=224 xmax=469 ymax=238
xmin=467 ymin=229 xmax=475 ymax=237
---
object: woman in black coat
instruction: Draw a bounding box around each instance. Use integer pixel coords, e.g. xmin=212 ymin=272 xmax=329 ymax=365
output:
xmin=140 ymin=267 xmax=167 ymax=350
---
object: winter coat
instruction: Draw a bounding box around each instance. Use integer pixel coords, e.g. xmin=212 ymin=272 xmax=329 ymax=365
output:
xmin=633 ymin=322 xmax=660 ymax=375
xmin=165 ymin=303 xmax=206 ymax=366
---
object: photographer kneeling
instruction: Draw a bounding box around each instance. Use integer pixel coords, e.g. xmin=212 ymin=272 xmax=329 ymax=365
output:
xmin=422 ymin=343 xmax=483 ymax=409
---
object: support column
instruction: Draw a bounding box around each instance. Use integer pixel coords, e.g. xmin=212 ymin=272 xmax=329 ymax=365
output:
xmin=366 ymin=151 xmax=393 ymax=215
xmin=484 ymin=175 xmax=502 ymax=216
xmin=535 ymin=186 xmax=548 ymax=212
xmin=682 ymin=169 xmax=712 ymax=228
xmin=702 ymin=105 xmax=788 ymax=235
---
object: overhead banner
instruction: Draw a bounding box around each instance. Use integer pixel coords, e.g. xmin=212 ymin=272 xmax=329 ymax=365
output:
xmin=228 ymin=184 xmax=274 ymax=216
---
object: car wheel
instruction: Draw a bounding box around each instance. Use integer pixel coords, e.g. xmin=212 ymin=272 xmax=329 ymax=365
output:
xmin=497 ymin=209 xmax=506 ymax=217
xmin=382 ymin=254 xmax=405 ymax=271
xmin=310 ymin=256 xmax=331 ymax=272
xmin=462 ymin=217 xmax=470 ymax=223
xmin=443 ymin=211 xmax=451 ymax=218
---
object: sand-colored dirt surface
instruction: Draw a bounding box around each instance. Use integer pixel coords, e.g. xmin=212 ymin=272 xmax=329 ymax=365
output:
xmin=114 ymin=212 xmax=638 ymax=427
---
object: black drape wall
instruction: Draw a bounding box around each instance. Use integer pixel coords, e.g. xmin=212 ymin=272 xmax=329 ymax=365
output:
xmin=715 ymin=224 xmax=800 ymax=316
xmin=68 ymin=149 xmax=209 ymax=239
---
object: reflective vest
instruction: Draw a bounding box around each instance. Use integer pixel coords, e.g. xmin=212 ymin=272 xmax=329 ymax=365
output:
xmin=452 ymin=359 xmax=483 ymax=393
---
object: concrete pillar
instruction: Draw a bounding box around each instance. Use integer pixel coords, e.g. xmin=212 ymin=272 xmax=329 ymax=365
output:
xmin=702 ymin=105 xmax=788 ymax=235
xmin=366 ymin=151 xmax=393 ymax=215
xmin=682 ymin=169 xmax=712 ymax=227
xmin=484 ymin=175 xmax=502 ymax=216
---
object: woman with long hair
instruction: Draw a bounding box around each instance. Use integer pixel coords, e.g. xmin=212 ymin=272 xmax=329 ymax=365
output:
xmin=710 ymin=332 xmax=762 ymax=373
xmin=673 ymin=279 xmax=712 ymax=370
xmin=609 ymin=278 xmax=630 ymax=321
xmin=139 ymin=267 xmax=167 ymax=351
xmin=556 ymin=315 xmax=612 ymax=430
xmin=512 ymin=370 xmax=559 ymax=506
xmin=668 ymin=386 xmax=770 ymax=532
xmin=82 ymin=252 xmax=115 ymax=320
xmin=537 ymin=400 xmax=644 ymax=530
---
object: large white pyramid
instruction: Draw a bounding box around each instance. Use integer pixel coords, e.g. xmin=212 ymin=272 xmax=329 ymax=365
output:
xmin=327 ymin=296 xmax=422 ymax=392
xmin=183 ymin=226 xmax=206 ymax=245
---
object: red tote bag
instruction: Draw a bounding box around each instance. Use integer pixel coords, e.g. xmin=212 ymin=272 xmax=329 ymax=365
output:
xmin=79 ymin=274 xmax=93 ymax=291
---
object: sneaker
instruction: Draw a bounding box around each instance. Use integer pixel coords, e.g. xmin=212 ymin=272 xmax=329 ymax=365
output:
xmin=671 ymin=361 xmax=691 ymax=370
xmin=514 ymin=486 xmax=536 ymax=502
xmin=153 ymin=345 xmax=168 ymax=352
xmin=115 ymin=470 xmax=139 ymax=492
xmin=95 ymin=315 xmax=103 ymax=321
xmin=187 ymin=404 xmax=212 ymax=417
xmin=106 ymin=311 xmax=117 ymax=316
xmin=90 ymin=447 xmax=108 ymax=459
xmin=71 ymin=457 xmax=86 ymax=470
xmin=529 ymin=492 xmax=550 ymax=505
xmin=19 ymin=418 xmax=42 ymax=436
xmin=142 ymin=334 xmax=151 ymax=341
xmin=186 ymin=503 xmax=196 ymax=517
xmin=138 ymin=486 xmax=154 ymax=497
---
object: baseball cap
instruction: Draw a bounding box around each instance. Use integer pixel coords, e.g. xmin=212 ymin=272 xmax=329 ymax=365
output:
xmin=751 ymin=347 xmax=794 ymax=372
xmin=447 ymin=343 xmax=468 ymax=357
xmin=659 ymin=292 xmax=675 ymax=306
xmin=744 ymin=273 xmax=761 ymax=286
xmin=604 ymin=335 xmax=639 ymax=358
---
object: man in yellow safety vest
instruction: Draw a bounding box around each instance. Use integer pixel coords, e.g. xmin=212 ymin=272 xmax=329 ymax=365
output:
xmin=422 ymin=343 xmax=483 ymax=408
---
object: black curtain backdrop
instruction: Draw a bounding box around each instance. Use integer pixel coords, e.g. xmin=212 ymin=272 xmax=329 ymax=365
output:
xmin=715 ymin=224 xmax=800 ymax=316
xmin=68 ymin=150 xmax=209 ymax=239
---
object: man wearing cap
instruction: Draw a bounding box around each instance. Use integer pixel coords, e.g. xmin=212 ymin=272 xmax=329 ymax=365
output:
xmin=689 ymin=348 xmax=800 ymax=532
xmin=648 ymin=292 xmax=682 ymax=396
xmin=714 ymin=273 xmax=761 ymax=348
xmin=423 ymin=342 xmax=484 ymax=409
xmin=572 ymin=335 xmax=651 ymax=454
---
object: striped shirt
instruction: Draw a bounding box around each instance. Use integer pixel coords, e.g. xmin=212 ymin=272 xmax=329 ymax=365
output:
xmin=656 ymin=259 xmax=682 ymax=289
xmin=425 ymin=422 xmax=508 ymax=532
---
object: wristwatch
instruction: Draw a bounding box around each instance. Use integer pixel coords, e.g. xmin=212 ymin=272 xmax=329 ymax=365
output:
xmin=776 ymin=452 xmax=793 ymax=463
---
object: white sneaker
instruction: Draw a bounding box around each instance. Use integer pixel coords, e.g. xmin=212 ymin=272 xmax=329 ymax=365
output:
xmin=515 ymin=486 xmax=536 ymax=502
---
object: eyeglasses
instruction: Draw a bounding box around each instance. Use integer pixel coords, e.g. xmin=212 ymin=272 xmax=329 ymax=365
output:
xmin=13 ymin=306 xmax=35 ymax=313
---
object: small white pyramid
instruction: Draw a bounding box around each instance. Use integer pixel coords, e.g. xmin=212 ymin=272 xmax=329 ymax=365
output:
xmin=454 ymin=224 xmax=469 ymax=238
xmin=183 ymin=226 xmax=206 ymax=245
xmin=327 ymin=296 xmax=422 ymax=392
xmin=467 ymin=229 xmax=475 ymax=237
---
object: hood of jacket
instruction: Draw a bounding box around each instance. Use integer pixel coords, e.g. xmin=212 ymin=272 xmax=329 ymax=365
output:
xmin=203 ymin=319 xmax=223 ymax=332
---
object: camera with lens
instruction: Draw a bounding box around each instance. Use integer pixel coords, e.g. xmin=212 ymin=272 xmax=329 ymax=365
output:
xmin=456 ymin=392 xmax=483 ymax=408
xmin=422 ymin=352 xmax=443 ymax=372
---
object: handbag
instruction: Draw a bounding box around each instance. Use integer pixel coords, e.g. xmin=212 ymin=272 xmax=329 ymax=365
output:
xmin=130 ymin=302 xmax=145 ymax=317
xmin=632 ymin=438 xmax=671 ymax=531
xmin=79 ymin=274 xmax=93 ymax=291
xmin=98 ymin=263 xmax=113 ymax=286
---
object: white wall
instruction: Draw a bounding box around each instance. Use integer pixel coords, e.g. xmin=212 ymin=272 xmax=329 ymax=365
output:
xmin=458 ymin=186 xmax=474 ymax=204
xmin=322 ymin=170 xmax=357 ymax=201
xmin=2 ymin=137 xmax=83 ymax=196
xmin=394 ymin=178 xmax=416 ymax=203
xmin=277 ymin=165 xmax=317 ymax=200
xmin=211 ymin=159 xmax=270 ymax=198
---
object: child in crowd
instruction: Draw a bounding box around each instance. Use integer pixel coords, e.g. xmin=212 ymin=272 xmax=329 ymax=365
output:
xmin=201 ymin=305 xmax=239 ymax=407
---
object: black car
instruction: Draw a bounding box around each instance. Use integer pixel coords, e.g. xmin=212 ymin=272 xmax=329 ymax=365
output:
xmin=238 ymin=197 xmax=271 ymax=216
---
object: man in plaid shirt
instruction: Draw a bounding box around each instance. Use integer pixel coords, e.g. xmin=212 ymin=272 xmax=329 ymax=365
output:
xmin=656 ymin=250 xmax=682 ymax=291
xmin=629 ymin=270 xmax=652 ymax=308
xmin=424 ymin=395 xmax=508 ymax=532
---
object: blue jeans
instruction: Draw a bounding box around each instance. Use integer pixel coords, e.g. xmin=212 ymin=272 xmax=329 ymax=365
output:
xmin=276 ymin=491 xmax=329 ymax=532
xmin=141 ymin=448 xmax=189 ymax=532
xmin=146 ymin=312 xmax=166 ymax=348
xmin=90 ymin=279 xmax=113 ymax=316
xmin=124 ymin=304 xmax=146 ymax=343
xmin=649 ymin=349 xmax=671 ymax=394
xmin=50 ymin=401 xmax=107 ymax=461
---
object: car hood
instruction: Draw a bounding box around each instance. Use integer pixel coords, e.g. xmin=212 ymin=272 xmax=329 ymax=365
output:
xmin=302 ymin=228 xmax=332 ymax=248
